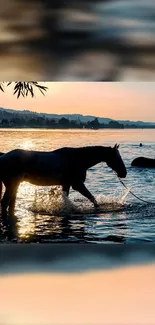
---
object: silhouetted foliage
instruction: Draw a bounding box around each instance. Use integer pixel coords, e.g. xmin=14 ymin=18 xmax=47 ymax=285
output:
xmin=0 ymin=82 xmax=48 ymax=98
xmin=108 ymin=120 xmax=124 ymax=129
xmin=87 ymin=118 xmax=100 ymax=129
xmin=59 ymin=117 xmax=70 ymax=128
xmin=0 ymin=115 xmax=126 ymax=129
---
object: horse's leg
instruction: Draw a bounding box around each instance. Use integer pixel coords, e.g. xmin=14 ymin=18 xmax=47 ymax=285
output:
xmin=72 ymin=182 xmax=98 ymax=207
xmin=9 ymin=192 xmax=17 ymax=217
xmin=1 ymin=182 xmax=19 ymax=217
xmin=62 ymin=185 xmax=70 ymax=197
xmin=1 ymin=188 xmax=12 ymax=216
xmin=0 ymin=181 xmax=3 ymax=201
xmin=8 ymin=180 xmax=20 ymax=217
xmin=0 ymin=181 xmax=3 ymax=214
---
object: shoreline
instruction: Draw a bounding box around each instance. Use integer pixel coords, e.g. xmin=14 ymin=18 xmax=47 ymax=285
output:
xmin=1 ymin=127 xmax=155 ymax=130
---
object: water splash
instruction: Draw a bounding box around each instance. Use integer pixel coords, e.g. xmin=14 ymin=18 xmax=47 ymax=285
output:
xmin=30 ymin=186 xmax=128 ymax=216
xmin=119 ymin=188 xmax=130 ymax=204
xmin=31 ymin=186 xmax=75 ymax=215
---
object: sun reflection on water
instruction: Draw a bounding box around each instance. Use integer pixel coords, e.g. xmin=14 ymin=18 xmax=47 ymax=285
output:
xmin=20 ymin=140 xmax=34 ymax=150
xmin=18 ymin=215 xmax=36 ymax=240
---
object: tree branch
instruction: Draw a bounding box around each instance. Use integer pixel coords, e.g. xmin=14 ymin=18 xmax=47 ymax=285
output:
xmin=0 ymin=82 xmax=48 ymax=98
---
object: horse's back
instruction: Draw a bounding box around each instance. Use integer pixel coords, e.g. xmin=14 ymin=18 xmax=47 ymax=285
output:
xmin=131 ymin=157 xmax=155 ymax=168
xmin=0 ymin=147 xmax=84 ymax=182
xmin=0 ymin=149 xmax=28 ymax=164
xmin=0 ymin=147 xmax=75 ymax=167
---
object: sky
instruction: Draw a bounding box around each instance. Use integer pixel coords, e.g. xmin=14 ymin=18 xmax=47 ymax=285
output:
xmin=1 ymin=264 xmax=155 ymax=325
xmin=0 ymin=82 xmax=155 ymax=122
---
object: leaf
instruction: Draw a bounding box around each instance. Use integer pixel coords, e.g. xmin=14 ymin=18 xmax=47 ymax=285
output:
xmin=0 ymin=81 xmax=48 ymax=98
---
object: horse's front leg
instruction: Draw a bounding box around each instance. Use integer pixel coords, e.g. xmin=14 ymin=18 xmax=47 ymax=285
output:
xmin=72 ymin=182 xmax=98 ymax=207
xmin=62 ymin=185 xmax=70 ymax=197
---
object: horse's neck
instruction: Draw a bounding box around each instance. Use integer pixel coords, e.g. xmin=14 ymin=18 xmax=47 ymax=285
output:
xmin=79 ymin=146 xmax=109 ymax=169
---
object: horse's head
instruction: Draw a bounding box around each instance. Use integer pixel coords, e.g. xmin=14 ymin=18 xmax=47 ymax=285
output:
xmin=106 ymin=144 xmax=127 ymax=178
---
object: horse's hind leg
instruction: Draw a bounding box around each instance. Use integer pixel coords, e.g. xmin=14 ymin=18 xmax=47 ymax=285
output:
xmin=0 ymin=181 xmax=3 ymax=212
xmin=9 ymin=193 xmax=17 ymax=217
xmin=62 ymin=185 xmax=70 ymax=197
xmin=1 ymin=182 xmax=19 ymax=217
xmin=0 ymin=181 xmax=3 ymax=201
xmin=1 ymin=189 xmax=12 ymax=217
xmin=0 ymin=181 xmax=4 ymax=217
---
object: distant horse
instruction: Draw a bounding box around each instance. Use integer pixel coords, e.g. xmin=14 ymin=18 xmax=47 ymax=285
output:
xmin=0 ymin=144 xmax=127 ymax=217
xmin=131 ymin=157 xmax=155 ymax=168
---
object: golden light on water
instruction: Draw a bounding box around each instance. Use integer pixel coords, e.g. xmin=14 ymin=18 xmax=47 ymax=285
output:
xmin=18 ymin=215 xmax=36 ymax=239
xmin=21 ymin=140 xmax=34 ymax=150
xmin=18 ymin=182 xmax=35 ymax=196
xmin=16 ymin=182 xmax=37 ymax=240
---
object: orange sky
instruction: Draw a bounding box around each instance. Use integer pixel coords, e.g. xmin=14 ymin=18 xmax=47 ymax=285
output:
xmin=1 ymin=264 xmax=155 ymax=325
xmin=0 ymin=82 xmax=155 ymax=122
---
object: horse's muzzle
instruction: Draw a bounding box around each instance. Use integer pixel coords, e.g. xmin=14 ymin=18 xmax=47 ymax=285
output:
xmin=118 ymin=170 xmax=127 ymax=178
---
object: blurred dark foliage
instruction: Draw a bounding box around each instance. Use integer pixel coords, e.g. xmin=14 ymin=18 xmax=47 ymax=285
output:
xmin=1 ymin=244 xmax=155 ymax=274
xmin=0 ymin=0 xmax=155 ymax=80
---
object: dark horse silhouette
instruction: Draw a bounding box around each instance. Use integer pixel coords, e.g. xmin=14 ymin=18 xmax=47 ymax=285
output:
xmin=131 ymin=157 xmax=155 ymax=168
xmin=0 ymin=144 xmax=126 ymax=217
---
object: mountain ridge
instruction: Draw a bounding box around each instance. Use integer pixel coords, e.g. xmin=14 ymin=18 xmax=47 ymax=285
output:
xmin=0 ymin=107 xmax=155 ymax=126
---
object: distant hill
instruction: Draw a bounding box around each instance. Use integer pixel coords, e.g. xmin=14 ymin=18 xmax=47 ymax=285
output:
xmin=0 ymin=107 xmax=155 ymax=128
xmin=0 ymin=108 xmax=112 ymax=124
xmin=45 ymin=114 xmax=112 ymax=124
xmin=118 ymin=119 xmax=155 ymax=126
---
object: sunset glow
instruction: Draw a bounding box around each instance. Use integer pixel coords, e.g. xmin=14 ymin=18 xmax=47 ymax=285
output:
xmin=0 ymin=82 xmax=155 ymax=122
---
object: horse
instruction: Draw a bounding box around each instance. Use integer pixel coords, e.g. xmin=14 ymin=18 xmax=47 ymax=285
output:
xmin=131 ymin=157 xmax=155 ymax=168
xmin=0 ymin=144 xmax=127 ymax=217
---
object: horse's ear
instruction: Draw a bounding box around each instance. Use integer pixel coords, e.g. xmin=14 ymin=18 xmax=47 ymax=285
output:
xmin=114 ymin=144 xmax=119 ymax=149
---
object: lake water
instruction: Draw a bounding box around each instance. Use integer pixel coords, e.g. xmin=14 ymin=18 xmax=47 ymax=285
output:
xmin=0 ymin=128 xmax=155 ymax=243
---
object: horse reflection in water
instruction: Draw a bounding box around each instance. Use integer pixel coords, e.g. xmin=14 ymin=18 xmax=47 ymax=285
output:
xmin=0 ymin=144 xmax=127 ymax=222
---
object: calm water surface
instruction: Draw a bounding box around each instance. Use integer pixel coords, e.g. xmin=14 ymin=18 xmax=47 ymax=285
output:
xmin=0 ymin=128 xmax=155 ymax=243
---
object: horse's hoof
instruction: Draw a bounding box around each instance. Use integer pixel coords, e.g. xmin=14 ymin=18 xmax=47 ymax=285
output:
xmin=93 ymin=200 xmax=98 ymax=208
